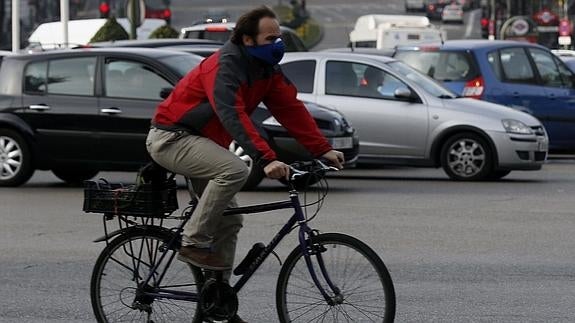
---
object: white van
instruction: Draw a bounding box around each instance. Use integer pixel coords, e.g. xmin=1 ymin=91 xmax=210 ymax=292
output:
xmin=349 ymin=14 xmax=446 ymax=50
xmin=27 ymin=18 xmax=166 ymax=50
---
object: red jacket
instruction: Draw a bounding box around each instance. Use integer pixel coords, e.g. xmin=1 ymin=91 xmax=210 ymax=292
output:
xmin=152 ymin=41 xmax=332 ymax=167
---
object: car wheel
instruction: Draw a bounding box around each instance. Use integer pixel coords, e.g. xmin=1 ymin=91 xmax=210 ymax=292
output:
xmin=487 ymin=170 xmax=511 ymax=180
xmin=0 ymin=129 xmax=34 ymax=187
xmin=440 ymin=132 xmax=493 ymax=181
xmin=228 ymin=141 xmax=264 ymax=190
xmin=52 ymin=168 xmax=99 ymax=184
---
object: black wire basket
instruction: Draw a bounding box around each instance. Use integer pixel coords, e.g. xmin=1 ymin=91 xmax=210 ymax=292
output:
xmin=83 ymin=179 xmax=179 ymax=217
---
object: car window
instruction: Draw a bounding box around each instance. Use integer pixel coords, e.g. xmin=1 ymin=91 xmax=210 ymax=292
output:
xmin=354 ymin=64 xmax=407 ymax=100
xmin=487 ymin=51 xmax=502 ymax=80
xmin=354 ymin=41 xmax=376 ymax=48
xmin=281 ymin=60 xmax=316 ymax=93
xmin=325 ymin=61 xmax=359 ymax=96
xmin=554 ymin=56 xmax=575 ymax=88
xmin=47 ymin=57 xmax=96 ymax=96
xmin=158 ymin=54 xmax=203 ymax=77
xmin=528 ymin=48 xmax=563 ymax=88
xmin=24 ymin=61 xmax=48 ymax=94
xmin=185 ymin=30 xmax=231 ymax=42
xmin=394 ymin=51 xmax=439 ymax=77
xmin=105 ymin=59 xmax=172 ymax=100
xmin=496 ymin=48 xmax=536 ymax=84
xmin=387 ymin=61 xmax=456 ymax=98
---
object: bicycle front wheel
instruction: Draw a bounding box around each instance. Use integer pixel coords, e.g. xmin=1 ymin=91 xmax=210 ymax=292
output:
xmin=276 ymin=233 xmax=396 ymax=322
xmin=90 ymin=227 xmax=204 ymax=322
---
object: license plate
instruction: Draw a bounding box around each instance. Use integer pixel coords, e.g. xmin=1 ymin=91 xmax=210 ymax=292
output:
xmin=329 ymin=137 xmax=353 ymax=149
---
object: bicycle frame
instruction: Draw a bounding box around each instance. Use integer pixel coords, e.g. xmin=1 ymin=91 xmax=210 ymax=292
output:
xmin=136 ymin=181 xmax=340 ymax=306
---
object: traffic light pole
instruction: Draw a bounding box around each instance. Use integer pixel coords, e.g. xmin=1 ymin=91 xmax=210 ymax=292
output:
xmin=11 ymin=0 xmax=19 ymax=52
xmin=60 ymin=0 xmax=69 ymax=47
xmin=130 ymin=0 xmax=137 ymax=39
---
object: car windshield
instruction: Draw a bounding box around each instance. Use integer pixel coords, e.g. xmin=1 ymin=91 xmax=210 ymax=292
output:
xmin=394 ymin=50 xmax=477 ymax=82
xmin=386 ymin=61 xmax=457 ymax=98
xmin=158 ymin=54 xmax=202 ymax=77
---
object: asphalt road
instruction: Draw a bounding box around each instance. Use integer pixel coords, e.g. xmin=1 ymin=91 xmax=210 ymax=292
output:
xmin=1 ymin=161 xmax=575 ymax=322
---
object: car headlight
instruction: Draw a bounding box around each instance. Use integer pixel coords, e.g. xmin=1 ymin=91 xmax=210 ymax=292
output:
xmin=262 ymin=116 xmax=281 ymax=127
xmin=502 ymin=119 xmax=533 ymax=134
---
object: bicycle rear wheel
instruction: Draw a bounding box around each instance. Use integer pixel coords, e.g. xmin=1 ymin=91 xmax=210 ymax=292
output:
xmin=90 ymin=227 xmax=204 ymax=322
xmin=276 ymin=233 xmax=395 ymax=322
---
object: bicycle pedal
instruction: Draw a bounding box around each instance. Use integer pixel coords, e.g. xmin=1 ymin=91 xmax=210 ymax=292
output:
xmin=233 ymin=242 xmax=265 ymax=276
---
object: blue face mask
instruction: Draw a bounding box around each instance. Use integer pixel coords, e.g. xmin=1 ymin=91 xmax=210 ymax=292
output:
xmin=245 ymin=38 xmax=286 ymax=66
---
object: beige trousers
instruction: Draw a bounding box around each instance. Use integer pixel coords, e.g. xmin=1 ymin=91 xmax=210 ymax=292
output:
xmin=146 ymin=127 xmax=249 ymax=268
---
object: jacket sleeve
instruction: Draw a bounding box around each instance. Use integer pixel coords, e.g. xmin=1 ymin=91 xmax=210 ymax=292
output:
xmin=263 ymin=69 xmax=333 ymax=157
xmin=202 ymin=55 xmax=277 ymax=167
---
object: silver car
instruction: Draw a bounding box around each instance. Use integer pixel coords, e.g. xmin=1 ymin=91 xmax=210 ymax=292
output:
xmin=280 ymin=52 xmax=548 ymax=180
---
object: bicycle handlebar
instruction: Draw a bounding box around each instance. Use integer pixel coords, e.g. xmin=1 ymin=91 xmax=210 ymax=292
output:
xmin=288 ymin=159 xmax=339 ymax=183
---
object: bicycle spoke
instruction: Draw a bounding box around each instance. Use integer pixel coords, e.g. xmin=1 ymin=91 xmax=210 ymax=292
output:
xmin=91 ymin=231 xmax=201 ymax=322
xmin=277 ymin=234 xmax=394 ymax=322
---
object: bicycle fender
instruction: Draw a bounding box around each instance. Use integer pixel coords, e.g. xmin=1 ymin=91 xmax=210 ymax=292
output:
xmin=93 ymin=225 xmax=174 ymax=243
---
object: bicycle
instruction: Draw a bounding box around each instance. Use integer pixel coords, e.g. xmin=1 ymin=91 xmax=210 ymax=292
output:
xmin=85 ymin=159 xmax=396 ymax=322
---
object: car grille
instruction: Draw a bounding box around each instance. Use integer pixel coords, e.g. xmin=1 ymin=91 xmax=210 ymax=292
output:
xmin=516 ymin=151 xmax=547 ymax=161
xmin=314 ymin=118 xmax=333 ymax=130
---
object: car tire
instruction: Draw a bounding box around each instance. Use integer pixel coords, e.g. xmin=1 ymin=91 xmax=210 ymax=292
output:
xmin=440 ymin=132 xmax=493 ymax=181
xmin=0 ymin=129 xmax=35 ymax=187
xmin=52 ymin=168 xmax=99 ymax=184
xmin=228 ymin=141 xmax=264 ymax=190
xmin=487 ymin=170 xmax=511 ymax=180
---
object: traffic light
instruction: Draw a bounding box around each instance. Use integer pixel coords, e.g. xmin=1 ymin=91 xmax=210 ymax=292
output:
xmin=99 ymin=2 xmax=110 ymax=18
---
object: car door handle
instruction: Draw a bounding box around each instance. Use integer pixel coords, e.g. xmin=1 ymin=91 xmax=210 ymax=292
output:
xmin=100 ymin=107 xmax=122 ymax=115
xmin=512 ymin=92 xmax=520 ymax=98
xmin=29 ymin=104 xmax=50 ymax=111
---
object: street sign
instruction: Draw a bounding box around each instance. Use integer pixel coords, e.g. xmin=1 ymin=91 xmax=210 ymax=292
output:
xmin=126 ymin=0 xmax=146 ymax=27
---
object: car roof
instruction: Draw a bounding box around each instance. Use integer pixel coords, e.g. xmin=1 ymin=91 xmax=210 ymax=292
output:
xmin=180 ymin=22 xmax=298 ymax=33
xmin=321 ymin=47 xmax=395 ymax=57
xmin=284 ymin=51 xmax=397 ymax=63
xmin=88 ymin=38 xmax=224 ymax=48
xmin=7 ymin=47 xmax=199 ymax=61
xmin=396 ymin=39 xmax=549 ymax=51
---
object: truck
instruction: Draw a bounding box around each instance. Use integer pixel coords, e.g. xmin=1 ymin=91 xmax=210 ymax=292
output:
xmin=349 ymin=14 xmax=446 ymax=50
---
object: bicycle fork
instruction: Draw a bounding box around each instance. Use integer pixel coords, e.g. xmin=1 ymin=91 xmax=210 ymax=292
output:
xmin=298 ymin=226 xmax=343 ymax=306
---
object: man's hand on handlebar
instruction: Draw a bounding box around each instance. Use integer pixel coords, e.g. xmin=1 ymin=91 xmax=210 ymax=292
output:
xmin=321 ymin=150 xmax=345 ymax=169
xmin=264 ymin=160 xmax=291 ymax=180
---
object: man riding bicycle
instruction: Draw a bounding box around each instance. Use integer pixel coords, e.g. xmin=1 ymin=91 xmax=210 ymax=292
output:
xmin=146 ymin=6 xmax=343 ymax=321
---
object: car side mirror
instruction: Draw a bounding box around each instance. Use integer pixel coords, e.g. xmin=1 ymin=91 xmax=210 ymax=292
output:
xmin=394 ymin=87 xmax=416 ymax=101
xmin=160 ymin=87 xmax=173 ymax=99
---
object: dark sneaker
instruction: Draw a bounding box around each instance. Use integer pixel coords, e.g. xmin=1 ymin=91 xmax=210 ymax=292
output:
xmin=177 ymin=246 xmax=231 ymax=271
xmin=229 ymin=314 xmax=248 ymax=323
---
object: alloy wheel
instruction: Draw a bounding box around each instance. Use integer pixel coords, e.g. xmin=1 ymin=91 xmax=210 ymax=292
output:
xmin=0 ymin=136 xmax=23 ymax=181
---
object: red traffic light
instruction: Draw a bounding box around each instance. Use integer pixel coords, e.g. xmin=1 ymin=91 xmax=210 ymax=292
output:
xmin=99 ymin=2 xmax=110 ymax=15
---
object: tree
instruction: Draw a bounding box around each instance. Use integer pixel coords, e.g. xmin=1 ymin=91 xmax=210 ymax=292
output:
xmin=149 ymin=24 xmax=179 ymax=39
xmin=90 ymin=16 xmax=129 ymax=43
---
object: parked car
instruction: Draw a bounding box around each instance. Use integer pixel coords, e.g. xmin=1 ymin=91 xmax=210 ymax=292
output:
xmin=0 ymin=48 xmax=357 ymax=187
xmin=280 ymin=52 xmax=548 ymax=181
xmin=180 ymin=22 xmax=308 ymax=52
xmin=405 ymin=0 xmax=426 ymax=12
xmin=441 ymin=2 xmax=464 ymax=24
xmin=85 ymin=38 xmax=223 ymax=58
xmin=394 ymin=40 xmax=575 ymax=152
xmin=426 ymin=0 xmax=449 ymax=20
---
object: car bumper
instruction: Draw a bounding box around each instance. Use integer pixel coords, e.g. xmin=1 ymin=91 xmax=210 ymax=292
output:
xmin=489 ymin=131 xmax=548 ymax=170
xmin=273 ymin=134 xmax=359 ymax=167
